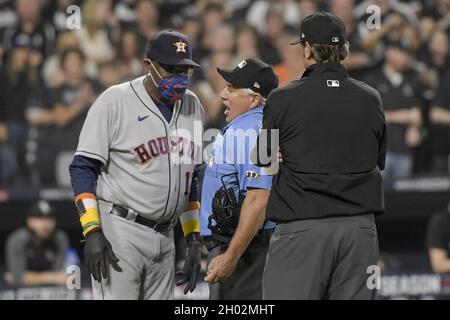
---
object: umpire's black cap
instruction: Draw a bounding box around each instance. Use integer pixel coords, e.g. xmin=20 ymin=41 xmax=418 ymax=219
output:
xmin=217 ymin=58 xmax=279 ymax=98
xmin=146 ymin=30 xmax=200 ymax=67
xmin=290 ymin=11 xmax=347 ymax=46
xmin=27 ymin=200 xmax=56 ymax=219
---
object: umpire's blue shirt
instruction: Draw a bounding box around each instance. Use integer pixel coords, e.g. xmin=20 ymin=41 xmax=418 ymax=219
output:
xmin=200 ymin=106 xmax=275 ymax=236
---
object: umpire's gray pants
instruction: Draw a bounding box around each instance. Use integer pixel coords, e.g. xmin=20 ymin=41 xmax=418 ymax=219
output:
xmin=91 ymin=200 xmax=175 ymax=300
xmin=263 ymin=214 xmax=378 ymax=300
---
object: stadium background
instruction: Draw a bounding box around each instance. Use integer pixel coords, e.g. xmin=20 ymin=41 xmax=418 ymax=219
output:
xmin=0 ymin=0 xmax=449 ymax=300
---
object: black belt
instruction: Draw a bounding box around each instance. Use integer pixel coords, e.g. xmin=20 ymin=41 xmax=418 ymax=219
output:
xmin=203 ymin=229 xmax=273 ymax=251
xmin=110 ymin=204 xmax=173 ymax=232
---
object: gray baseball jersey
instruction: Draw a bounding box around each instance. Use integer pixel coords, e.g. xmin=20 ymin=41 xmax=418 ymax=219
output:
xmin=75 ymin=76 xmax=204 ymax=222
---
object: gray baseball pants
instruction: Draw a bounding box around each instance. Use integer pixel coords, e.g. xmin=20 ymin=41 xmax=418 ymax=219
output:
xmin=91 ymin=200 xmax=175 ymax=300
xmin=263 ymin=214 xmax=379 ymax=300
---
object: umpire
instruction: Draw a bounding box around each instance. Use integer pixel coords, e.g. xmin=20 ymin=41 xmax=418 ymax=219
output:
xmin=256 ymin=12 xmax=386 ymax=299
xmin=201 ymin=58 xmax=278 ymax=299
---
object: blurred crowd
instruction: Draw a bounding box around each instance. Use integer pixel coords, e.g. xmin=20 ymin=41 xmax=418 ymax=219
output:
xmin=0 ymin=0 xmax=449 ymax=189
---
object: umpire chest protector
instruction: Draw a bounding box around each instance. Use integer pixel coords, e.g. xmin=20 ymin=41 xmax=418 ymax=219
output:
xmin=208 ymin=172 xmax=245 ymax=242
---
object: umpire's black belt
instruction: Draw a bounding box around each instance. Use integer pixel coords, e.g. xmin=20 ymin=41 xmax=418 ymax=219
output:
xmin=203 ymin=228 xmax=273 ymax=251
xmin=110 ymin=204 xmax=173 ymax=232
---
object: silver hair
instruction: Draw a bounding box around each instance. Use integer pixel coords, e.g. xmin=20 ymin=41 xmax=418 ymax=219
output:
xmin=246 ymin=88 xmax=266 ymax=106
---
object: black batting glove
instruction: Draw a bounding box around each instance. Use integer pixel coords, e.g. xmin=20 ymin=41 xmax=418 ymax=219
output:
xmin=84 ymin=229 xmax=120 ymax=282
xmin=176 ymin=232 xmax=202 ymax=294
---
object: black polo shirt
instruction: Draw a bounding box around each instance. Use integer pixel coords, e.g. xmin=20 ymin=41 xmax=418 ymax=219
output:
xmin=364 ymin=68 xmax=421 ymax=154
xmin=435 ymin=69 xmax=450 ymax=109
xmin=6 ymin=227 xmax=69 ymax=284
xmin=431 ymin=70 xmax=450 ymax=155
xmin=426 ymin=210 xmax=450 ymax=257
xmin=257 ymin=62 xmax=386 ymax=223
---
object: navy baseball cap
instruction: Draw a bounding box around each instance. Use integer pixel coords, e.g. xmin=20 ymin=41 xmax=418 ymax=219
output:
xmin=217 ymin=58 xmax=279 ymax=98
xmin=290 ymin=12 xmax=347 ymax=46
xmin=146 ymin=30 xmax=200 ymax=67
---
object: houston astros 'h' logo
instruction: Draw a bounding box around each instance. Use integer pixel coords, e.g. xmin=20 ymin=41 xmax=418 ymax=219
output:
xmin=174 ymin=40 xmax=187 ymax=53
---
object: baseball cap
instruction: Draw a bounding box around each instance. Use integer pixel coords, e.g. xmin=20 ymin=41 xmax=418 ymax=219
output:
xmin=217 ymin=58 xmax=279 ymax=98
xmin=27 ymin=200 xmax=56 ymax=219
xmin=146 ymin=30 xmax=200 ymax=67
xmin=290 ymin=12 xmax=347 ymax=46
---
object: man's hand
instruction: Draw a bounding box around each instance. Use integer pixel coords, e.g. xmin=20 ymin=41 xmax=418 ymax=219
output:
xmin=84 ymin=230 xmax=120 ymax=282
xmin=51 ymin=272 xmax=71 ymax=286
xmin=176 ymin=232 xmax=202 ymax=294
xmin=204 ymin=188 xmax=269 ymax=284
xmin=28 ymin=50 xmax=43 ymax=67
xmin=277 ymin=149 xmax=283 ymax=163
xmin=385 ymin=14 xmax=405 ymax=31
xmin=405 ymin=126 xmax=422 ymax=147
xmin=0 ymin=123 xmax=8 ymax=142
xmin=204 ymin=251 xmax=239 ymax=284
xmin=78 ymin=83 xmax=96 ymax=107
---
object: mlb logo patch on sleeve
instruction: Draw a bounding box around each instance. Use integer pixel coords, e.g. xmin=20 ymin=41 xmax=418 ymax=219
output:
xmin=327 ymin=80 xmax=340 ymax=87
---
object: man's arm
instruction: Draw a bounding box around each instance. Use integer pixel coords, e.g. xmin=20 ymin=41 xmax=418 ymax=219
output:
xmin=176 ymin=166 xmax=202 ymax=294
xmin=428 ymin=248 xmax=450 ymax=274
xmin=5 ymin=230 xmax=69 ymax=286
xmin=5 ymin=231 xmax=28 ymax=285
xmin=225 ymin=188 xmax=269 ymax=260
xmin=430 ymin=107 xmax=450 ymax=124
xmin=53 ymin=84 xmax=96 ymax=127
xmin=204 ymin=188 xmax=269 ymax=283
xmin=52 ymin=102 xmax=85 ymax=127
xmin=429 ymin=70 xmax=450 ymax=124
xmin=384 ymin=107 xmax=422 ymax=126
xmin=360 ymin=14 xmax=405 ymax=54
xmin=69 ymin=155 xmax=103 ymax=237
xmin=21 ymin=272 xmax=69 ymax=286
xmin=425 ymin=214 xmax=450 ymax=274
xmin=385 ymin=106 xmax=423 ymax=148
xmin=0 ymin=122 xmax=8 ymax=142
xmin=178 ymin=166 xmax=201 ymax=238
xmin=69 ymin=155 xmax=120 ymax=282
